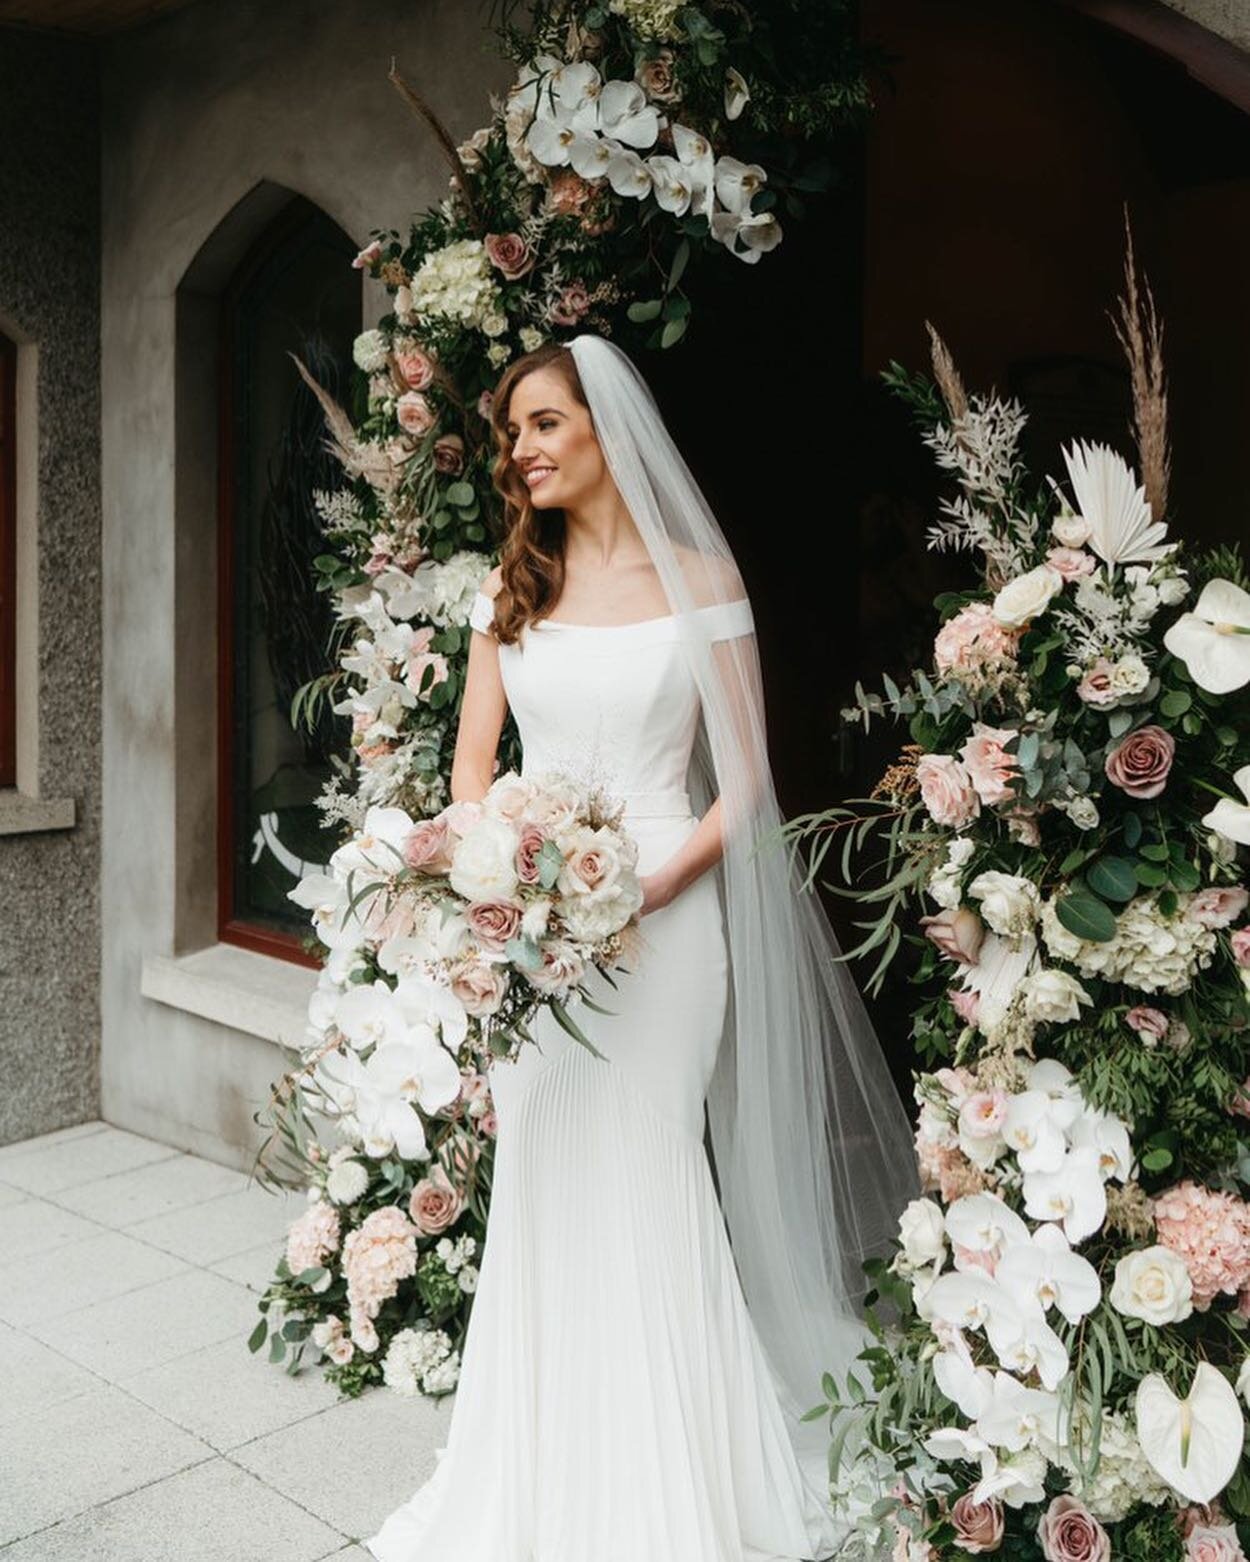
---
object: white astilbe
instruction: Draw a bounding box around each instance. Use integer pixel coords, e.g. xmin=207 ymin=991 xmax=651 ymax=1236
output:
xmin=923 ymin=394 xmax=1036 ymax=581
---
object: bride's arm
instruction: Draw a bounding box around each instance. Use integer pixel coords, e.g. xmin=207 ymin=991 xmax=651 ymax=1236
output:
xmin=640 ymin=799 xmax=725 ymax=914
xmin=450 ymin=572 xmax=507 ymax=804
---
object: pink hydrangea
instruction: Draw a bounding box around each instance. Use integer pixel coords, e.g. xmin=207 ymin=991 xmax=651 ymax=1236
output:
xmin=1152 ymin=1180 xmax=1250 ymax=1310
xmin=933 ymin=602 xmax=1020 ymax=678
xmin=286 ymin=1200 xmax=341 ymax=1277
xmin=342 ymin=1204 xmax=418 ymax=1324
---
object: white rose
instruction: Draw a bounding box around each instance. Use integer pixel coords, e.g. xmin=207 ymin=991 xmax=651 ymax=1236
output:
xmin=949 ymin=838 xmax=976 ymax=868
xmin=1021 ymin=967 xmax=1092 ymax=1024
xmin=326 ymin=1159 xmax=369 ymax=1205
xmin=1066 ymin=795 xmax=1100 ymax=831
xmin=1157 ymin=573 xmax=1189 ymax=606
xmin=1052 ymin=510 xmax=1092 ymax=548
xmin=967 ymin=871 xmax=1040 ymax=944
xmin=1109 ymin=655 xmax=1150 ymax=697
xmin=1109 ymin=1244 xmax=1193 ymax=1325
xmin=991 ymin=565 xmax=1065 ymax=629
xmin=897 ymin=1197 xmax=948 ymax=1269
xmin=449 ymin=816 xmax=520 ymax=902
xmin=481 ymin=310 xmax=509 ymax=338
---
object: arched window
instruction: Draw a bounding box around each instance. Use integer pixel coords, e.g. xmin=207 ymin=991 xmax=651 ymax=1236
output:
xmin=0 ymin=329 xmax=15 ymax=789
xmin=217 ymin=197 xmax=359 ymax=964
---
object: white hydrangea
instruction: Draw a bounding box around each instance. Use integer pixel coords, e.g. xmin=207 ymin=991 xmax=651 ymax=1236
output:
xmin=1055 ymin=1408 xmax=1172 ymax=1522
xmin=352 ymin=329 xmax=390 ymax=373
xmin=422 ymin=1350 xmax=461 ymax=1395
xmin=457 ymin=1265 xmax=480 ymax=1293
xmin=382 ymin=1325 xmax=456 ymax=1397
xmin=608 ymin=0 xmax=683 ymax=39
xmin=326 ymin=1158 xmax=370 ymax=1205
xmin=1041 ymin=893 xmax=1217 ymax=996
xmin=411 ymin=238 xmax=504 ymax=329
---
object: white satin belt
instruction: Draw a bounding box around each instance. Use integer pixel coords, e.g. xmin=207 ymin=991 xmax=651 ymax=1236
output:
xmin=620 ymin=788 xmax=693 ymax=819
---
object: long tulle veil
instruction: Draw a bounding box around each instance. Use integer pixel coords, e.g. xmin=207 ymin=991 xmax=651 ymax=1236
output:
xmin=566 ymin=331 xmax=920 ymax=1521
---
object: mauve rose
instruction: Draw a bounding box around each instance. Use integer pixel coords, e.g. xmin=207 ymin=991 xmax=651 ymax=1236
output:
xmin=1181 ymin=1504 xmax=1230 ymax=1540
xmin=1125 ymin=1005 xmax=1170 ymax=1045
xmin=1186 ymin=887 xmax=1250 ymax=929
xmin=404 ymin=817 xmax=453 ymax=874
xmin=917 ymin=753 xmax=980 ymax=828
xmin=515 ymin=824 xmax=549 ymax=885
xmin=919 ymin=907 xmax=984 ymax=966
xmin=480 ymin=1110 xmax=498 ymax=1136
xmin=465 ymin=900 xmax=522 ymax=951
xmin=1227 ymin=1077 xmax=1250 ymax=1120
xmin=485 ymin=230 xmax=536 ymax=279
xmin=408 ymin=1165 xmax=463 ymax=1235
xmin=550 ymin=282 xmax=592 ymax=327
xmin=433 ymin=433 xmax=464 ymax=475
xmin=394 ymin=345 xmax=435 ymax=390
xmin=949 ymin=1492 xmax=1004 ymax=1553
xmin=635 ymin=47 xmax=682 ymax=103
xmin=1104 ymin=724 xmax=1175 ymax=799
xmin=396 ymin=390 xmax=437 ymax=438
xmin=1232 ymin=928 xmax=1250 ymax=967
xmin=1037 ymin=1496 xmax=1110 ymax=1562
xmin=452 ymin=960 xmax=507 ymax=1016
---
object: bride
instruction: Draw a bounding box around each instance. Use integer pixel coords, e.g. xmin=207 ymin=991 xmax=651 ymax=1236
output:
xmin=364 ymin=332 xmax=919 ymax=1561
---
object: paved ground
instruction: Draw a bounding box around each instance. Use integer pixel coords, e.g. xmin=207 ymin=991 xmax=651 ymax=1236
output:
xmin=0 ymin=1120 xmax=448 ymax=1559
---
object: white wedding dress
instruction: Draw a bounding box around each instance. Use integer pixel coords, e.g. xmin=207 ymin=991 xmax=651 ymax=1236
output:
xmin=364 ymin=589 xmax=846 ymax=1562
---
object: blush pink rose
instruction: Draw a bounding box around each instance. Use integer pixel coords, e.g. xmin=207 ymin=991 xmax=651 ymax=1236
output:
xmin=1037 ymin=1495 xmax=1110 ymax=1562
xmin=522 ymin=939 xmax=584 ymax=994
xmin=408 ymin=1164 xmax=463 ymax=1235
xmin=465 ymin=900 xmax=522 ymax=951
xmin=1181 ymin=1505 xmax=1231 ymax=1540
xmin=451 ymin=960 xmax=507 ymax=1016
xmin=1125 ymin=1005 xmax=1169 ymax=1045
xmin=515 ymin=824 xmax=549 ymax=885
xmin=396 ymin=390 xmax=437 ymax=437
xmin=439 ymin=799 xmax=484 ymax=840
xmin=352 ymin=239 xmax=382 ymax=270
xmin=485 ymin=230 xmax=537 ymax=279
xmin=1186 ymin=887 xmax=1250 ymax=929
xmin=916 ymin=754 xmax=980 ymax=828
xmin=394 ymin=345 xmax=435 ymax=389
xmin=1046 ymin=546 xmax=1097 ymax=580
xmin=960 ymin=724 xmax=1021 ymax=806
xmin=1076 ymin=659 xmax=1118 ymax=706
xmin=1185 ymin=1525 xmax=1246 ymax=1562
xmin=1231 ymin=928 xmax=1250 ymax=967
xmin=479 ymin=1109 xmax=498 ymax=1137
xmin=477 ymin=388 xmax=494 ymax=420
xmin=404 ymin=816 xmax=453 ymax=874
xmin=1104 ymin=723 xmax=1174 ymax=799
xmin=949 ymin=1491 xmax=1004 ymax=1553
xmin=949 ymin=987 xmax=982 ymax=1025
xmin=919 ymin=907 xmax=985 ymax=966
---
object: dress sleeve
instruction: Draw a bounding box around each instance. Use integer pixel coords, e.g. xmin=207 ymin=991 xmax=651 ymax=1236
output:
xmin=468 ymin=590 xmax=496 ymax=636
xmin=698 ymin=597 xmax=755 ymax=642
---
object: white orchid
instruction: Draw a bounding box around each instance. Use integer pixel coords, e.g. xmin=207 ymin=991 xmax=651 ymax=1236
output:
xmin=994 ymin=1221 xmax=1101 ymax=1325
xmin=983 ymin=1293 xmax=1070 ymax=1389
xmin=970 ymin=1446 xmax=1049 ymax=1508
xmin=1165 ymin=579 xmax=1250 ymax=694
xmin=976 ymin=1370 xmax=1067 ymax=1454
xmin=920 ymin=1267 xmax=1004 ymax=1331
xmin=644 ymin=154 xmax=701 ymax=216
xmin=1022 ymin=1144 xmax=1107 ymax=1244
xmin=315 ymin=1036 xmax=460 ymax=1160
xmin=595 ymin=78 xmax=662 ymax=148
xmin=945 ymin=1192 xmax=1030 ymax=1270
xmin=1068 ymin=1105 xmax=1134 ymax=1182
xmin=724 ymin=64 xmax=750 ymax=120
xmin=333 ymin=980 xmax=413 ymax=1053
xmin=330 ymin=805 xmax=415 ymax=879
xmin=670 ymin=123 xmax=715 ymax=217
xmin=1203 ymin=765 xmax=1250 ymax=848
xmin=288 ymin=871 xmax=360 ymax=952
xmin=1136 ymin=1362 xmax=1245 ymax=1503
xmin=1061 ymin=439 xmax=1171 ymax=567
xmin=933 ymin=1331 xmax=994 ymax=1420
xmin=393 ymin=971 xmax=470 ymax=1052
xmin=1001 ymin=1092 xmax=1068 ymax=1176
xmin=709 ymin=204 xmax=782 ymax=264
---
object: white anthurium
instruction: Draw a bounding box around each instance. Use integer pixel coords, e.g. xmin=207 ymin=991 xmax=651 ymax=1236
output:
xmin=724 ymin=65 xmax=750 ymax=120
xmin=671 ymin=123 xmax=715 ymax=217
xmin=1136 ymin=1362 xmax=1245 ymax=1504
xmin=959 ymin=931 xmax=1038 ymax=1034
xmin=1001 ymin=1091 xmax=1068 ymax=1176
xmin=994 ymin=1220 xmax=1101 ymax=1325
xmin=287 ymin=872 xmax=360 ymax=952
xmin=332 ymin=980 xmax=412 ymax=1054
xmin=1022 ymin=1144 xmax=1107 ymax=1244
xmin=1163 ymin=578 xmax=1250 ymax=695
xmin=330 ymin=805 xmax=415 ymax=880
xmin=394 ymin=971 xmax=470 ymax=1052
xmin=644 ymin=154 xmax=699 ymax=216
xmin=595 ymin=78 xmax=661 ymax=149
xmin=1061 ymin=439 xmax=1171 ymax=567
xmin=1068 ymin=1104 xmax=1135 ymax=1182
xmin=983 ymin=1294 xmax=1070 ymax=1390
xmin=976 ymin=1370 xmax=1067 ymax=1454
xmin=1202 ymin=764 xmax=1250 ymax=847
xmin=945 ymin=1192 xmax=1031 ymax=1269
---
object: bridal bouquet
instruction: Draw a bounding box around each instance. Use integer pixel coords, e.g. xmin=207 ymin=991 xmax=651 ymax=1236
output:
xmin=786 ymin=236 xmax=1250 ymax=1559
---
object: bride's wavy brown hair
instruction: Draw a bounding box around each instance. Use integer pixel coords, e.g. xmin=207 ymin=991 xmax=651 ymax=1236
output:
xmin=487 ymin=342 xmax=591 ymax=645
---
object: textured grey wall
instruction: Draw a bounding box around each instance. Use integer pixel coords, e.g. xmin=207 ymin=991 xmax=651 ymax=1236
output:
xmin=0 ymin=30 xmax=102 ymax=1146
xmin=1161 ymin=0 xmax=1250 ymax=54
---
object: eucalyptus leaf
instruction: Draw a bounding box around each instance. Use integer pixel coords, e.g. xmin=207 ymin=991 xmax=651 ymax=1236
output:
xmin=1056 ymin=889 xmax=1118 ymax=943
xmin=1086 ymin=855 xmax=1139 ymax=903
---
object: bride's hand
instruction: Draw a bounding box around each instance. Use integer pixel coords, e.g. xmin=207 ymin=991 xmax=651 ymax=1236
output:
xmin=639 ymin=870 xmax=677 ymax=917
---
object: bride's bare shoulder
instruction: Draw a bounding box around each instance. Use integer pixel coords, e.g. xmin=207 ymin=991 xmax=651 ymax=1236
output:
xmin=481 ymin=565 xmax=504 ymax=599
xmin=672 ymin=546 xmax=747 ymax=607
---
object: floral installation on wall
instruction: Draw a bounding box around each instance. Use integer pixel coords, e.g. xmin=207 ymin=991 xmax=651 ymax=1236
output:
xmin=782 ymin=222 xmax=1250 ymax=1559
xmin=251 ymin=0 xmax=875 ymax=1401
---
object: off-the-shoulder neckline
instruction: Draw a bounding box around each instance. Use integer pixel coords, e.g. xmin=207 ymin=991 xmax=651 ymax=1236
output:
xmin=471 ymin=589 xmax=747 ymax=632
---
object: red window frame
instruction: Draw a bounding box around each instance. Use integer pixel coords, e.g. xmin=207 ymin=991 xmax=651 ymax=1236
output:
xmin=0 ymin=332 xmax=16 ymax=789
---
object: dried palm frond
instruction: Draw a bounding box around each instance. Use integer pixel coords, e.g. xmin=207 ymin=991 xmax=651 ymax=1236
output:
xmin=388 ymin=58 xmax=484 ymax=235
xmin=1109 ymin=205 xmax=1170 ymax=522
xmin=288 ymin=351 xmax=406 ymax=496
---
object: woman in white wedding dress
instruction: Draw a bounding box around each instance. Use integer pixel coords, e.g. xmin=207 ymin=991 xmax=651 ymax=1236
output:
xmin=365 ymin=334 xmax=918 ymax=1562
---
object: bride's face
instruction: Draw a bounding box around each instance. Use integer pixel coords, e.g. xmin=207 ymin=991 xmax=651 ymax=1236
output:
xmin=505 ymin=367 xmax=606 ymax=511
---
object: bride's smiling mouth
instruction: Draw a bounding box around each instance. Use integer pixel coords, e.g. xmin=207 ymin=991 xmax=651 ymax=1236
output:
xmin=524 ymin=466 xmax=557 ymax=488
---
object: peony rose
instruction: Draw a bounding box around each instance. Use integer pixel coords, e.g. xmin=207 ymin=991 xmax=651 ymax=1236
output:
xmin=484 ymin=774 xmax=537 ymax=823
xmin=464 ymin=900 xmax=522 ymax=952
xmin=949 ymin=1492 xmax=1004 ymax=1554
xmin=409 ymin=1163 xmax=464 ymax=1235
xmin=485 ymin=230 xmax=536 ymax=280
xmin=1104 ymin=724 xmax=1175 ymax=799
xmin=917 ymin=754 xmax=980 ymax=828
xmin=393 ymin=344 xmax=435 ymax=390
xmin=897 ymin=1198 xmax=948 ymax=1268
xmin=1125 ymin=1005 xmax=1169 ymax=1046
xmin=449 ymin=816 xmax=520 ymax=902
xmin=991 ymin=564 xmax=1064 ymax=628
xmin=1186 ymin=887 xmax=1250 ymax=929
xmin=960 ymin=724 xmax=1021 ymax=806
xmin=1037 ymin=1495 xmax=1110 ymax=1562
xmin=450 ymin=959 xmax=508 ymax=1017
xmin=1047 ymin=546 xmax=1096 ymax=580
xmin=396 ymin=390 xmax=437 ymax=437
xmin=1110 ymin=1243 xmax=1194 ymax=1325
xmin=920 ymin=907 xmax=984 ymax=966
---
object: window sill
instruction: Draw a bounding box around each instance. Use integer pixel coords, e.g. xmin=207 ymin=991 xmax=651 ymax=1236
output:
xmin=0 ymin=789 xmax=76 ymax=836
xmin=140 ymin=941 xmax=319 ymax=1050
